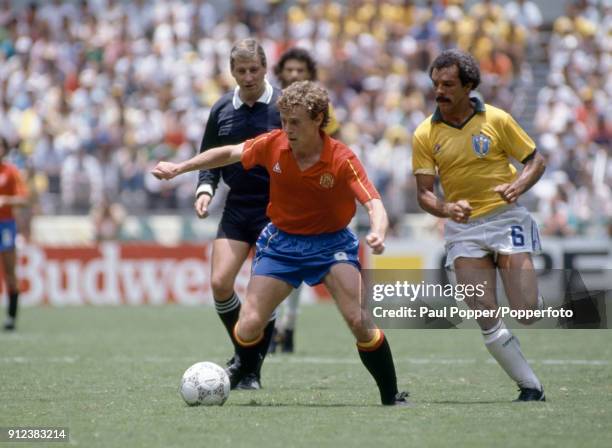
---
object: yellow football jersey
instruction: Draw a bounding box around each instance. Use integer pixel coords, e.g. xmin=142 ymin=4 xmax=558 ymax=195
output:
xmin=412 ymin=98 xmax=535 ymax=218
xmin=324 ymin=103 xmax=340 ymax=136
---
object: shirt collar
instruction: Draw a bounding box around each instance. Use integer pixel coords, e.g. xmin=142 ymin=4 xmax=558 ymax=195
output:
xmin=431 ymin=96 xmax=486 ymax=123
xmin=232 ymin=79 xmax=274 ymax=110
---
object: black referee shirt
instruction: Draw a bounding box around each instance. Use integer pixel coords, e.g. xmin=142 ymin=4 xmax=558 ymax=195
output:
xmin=197 ymin=83 xmax=282 ymax=208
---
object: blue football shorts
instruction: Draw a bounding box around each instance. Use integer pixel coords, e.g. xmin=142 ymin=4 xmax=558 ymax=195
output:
xmin=0 ymin=219 xmax=17 ymax=252
xmin=252 ymin=223 xmax=360 ymax=288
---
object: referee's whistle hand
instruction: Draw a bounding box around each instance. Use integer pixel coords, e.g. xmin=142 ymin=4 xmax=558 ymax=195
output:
xmin=151 ymin=161 xmax=179 ymax=180
xmin=366 ymin=233 xmax=385 ymax=255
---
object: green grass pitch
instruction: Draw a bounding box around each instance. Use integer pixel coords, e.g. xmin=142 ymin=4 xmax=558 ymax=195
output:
xmin=1 ymin=305 xmax=611 ymax=447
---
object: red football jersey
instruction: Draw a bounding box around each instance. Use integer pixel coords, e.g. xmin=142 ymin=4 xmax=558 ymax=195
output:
xmin=0 ymin=162 xmax=27 ymax=220
xmin=241 ymin=129 xmax=380 ymax=234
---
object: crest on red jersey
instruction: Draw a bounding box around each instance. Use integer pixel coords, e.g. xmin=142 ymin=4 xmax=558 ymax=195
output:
xmin=319 ymin=173 xmax=335 ymax=189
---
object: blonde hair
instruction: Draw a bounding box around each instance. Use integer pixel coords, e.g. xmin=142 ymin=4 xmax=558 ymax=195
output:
xmin=229 ymin=38 xmax=267 ymax=70
xmin=277 ymin=81 xmax=330 ymax=129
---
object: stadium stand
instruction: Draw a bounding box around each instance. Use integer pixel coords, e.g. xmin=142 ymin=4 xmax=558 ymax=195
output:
xmin=0 ymin=0 xmax=609 ymax=241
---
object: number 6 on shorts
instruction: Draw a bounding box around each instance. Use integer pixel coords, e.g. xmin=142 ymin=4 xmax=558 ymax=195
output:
xmin=510 ymin=225 xmax=524 ymax=247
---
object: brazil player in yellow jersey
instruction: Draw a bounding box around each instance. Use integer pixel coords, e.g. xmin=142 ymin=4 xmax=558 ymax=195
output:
xmin=413 ymin=49 xmax=547 ymax=402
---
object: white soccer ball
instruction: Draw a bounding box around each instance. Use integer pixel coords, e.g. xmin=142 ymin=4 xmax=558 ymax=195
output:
xmin=179 ymin=361 xmax=230 ymax=406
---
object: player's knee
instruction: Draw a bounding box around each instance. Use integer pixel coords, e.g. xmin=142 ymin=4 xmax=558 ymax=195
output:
xmin=238 ymin=308 xmax=267 ymax=338
xmin=210 ymin=275 xmax=234 ymax=300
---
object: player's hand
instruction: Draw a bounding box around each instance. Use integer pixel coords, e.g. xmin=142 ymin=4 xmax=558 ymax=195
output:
xmin=194 ymin=194 xmax=211 ymax=219
xmin=366 ymin=232 xmax=385 ymax=255
xmin=151 ymin=162 xmax=180 ymax=180
xmin=445 ymin=200 xmax=472 ymax=223
xmin=494 ymin=183 xmax=520 ymax=203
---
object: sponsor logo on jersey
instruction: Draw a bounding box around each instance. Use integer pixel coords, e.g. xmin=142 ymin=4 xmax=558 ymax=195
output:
xmin=273 ymin=162 xmax=282 ymax=173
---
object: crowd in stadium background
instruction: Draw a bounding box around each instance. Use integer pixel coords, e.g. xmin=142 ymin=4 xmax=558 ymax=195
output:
xmin=0 ymin=0 xmax=609 ymax=239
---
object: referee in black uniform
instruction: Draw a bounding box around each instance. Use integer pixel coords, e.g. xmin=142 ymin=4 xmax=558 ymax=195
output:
xmin=194 ymin=38 xmax=281 ymax=390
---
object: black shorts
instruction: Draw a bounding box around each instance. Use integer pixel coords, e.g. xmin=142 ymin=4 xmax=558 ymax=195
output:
xmin=216 ymin=204 xmax=270 ymax=246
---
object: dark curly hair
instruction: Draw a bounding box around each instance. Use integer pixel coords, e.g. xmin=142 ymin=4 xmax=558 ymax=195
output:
xmin=274 ymin=48 xmax=318 ymax=82
xmin=429 ymin=49 xmax=481 ymax=90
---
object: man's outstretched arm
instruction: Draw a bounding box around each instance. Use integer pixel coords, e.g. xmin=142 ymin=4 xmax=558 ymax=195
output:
xmin=152 ymin=143 xmax=245 ymax=180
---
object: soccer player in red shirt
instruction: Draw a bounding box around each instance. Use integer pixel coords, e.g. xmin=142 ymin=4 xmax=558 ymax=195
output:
xmin=153 ymin=81 xmax=408 ymax=405
xmin=269 ymin=47 xmax=342 ymax=354
xmin=0 ymin=138 xmax=28 ymax=331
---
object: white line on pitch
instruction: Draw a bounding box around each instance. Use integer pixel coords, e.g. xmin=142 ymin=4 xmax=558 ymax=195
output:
xmin=0 ymin=356 xmax=78 ymax=363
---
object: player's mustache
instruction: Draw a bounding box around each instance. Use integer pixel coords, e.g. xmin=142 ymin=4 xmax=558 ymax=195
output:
xmin=436 ymin=96 xmax=450 ymax=103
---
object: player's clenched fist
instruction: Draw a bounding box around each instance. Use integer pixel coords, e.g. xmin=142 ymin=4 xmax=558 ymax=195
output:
xmin=151 ymin=162 xmax=180 ymax=180
xmin=366 ymin=232 xmax=385 ymax=255
xmin=445 ymin=200 xmax=472 ymax=224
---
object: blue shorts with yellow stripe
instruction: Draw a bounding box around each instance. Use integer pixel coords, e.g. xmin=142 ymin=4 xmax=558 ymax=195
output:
xmin=252 ymin=223 xmax=360 ymax=288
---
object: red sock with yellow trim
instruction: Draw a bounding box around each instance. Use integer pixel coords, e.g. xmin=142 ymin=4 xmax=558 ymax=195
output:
xmin=357 ymin=329 xmax=399 ymax=405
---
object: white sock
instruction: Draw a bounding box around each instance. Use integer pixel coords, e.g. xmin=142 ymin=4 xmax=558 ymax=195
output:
xmin=269 ymin=308 xmax=277 ymax=322
xmin=482 ymin=320 xmax=542 ymax=390
xmin=280 ymin=286 xmax=301 ymax=330
xmin=537 ymin=295 xmax=545 ymax=311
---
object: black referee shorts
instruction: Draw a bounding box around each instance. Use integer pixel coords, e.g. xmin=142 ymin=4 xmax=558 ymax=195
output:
xmin=216 ymin=204 xmax=270 ymax=246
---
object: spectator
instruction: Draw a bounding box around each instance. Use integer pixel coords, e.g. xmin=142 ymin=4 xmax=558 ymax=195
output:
xmin=504 ymin=0 xmax=543 ymax=34
xmin=0 ymin=0 xmax=605 ymax=238
xmin=92 ymin=196 xmax=125 ymax=241
xmin=60 ymin=146 xmax=103 ymax=214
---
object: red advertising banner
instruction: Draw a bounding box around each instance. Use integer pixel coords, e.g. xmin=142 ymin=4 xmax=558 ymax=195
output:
xmin=10 ymin=243 xmax=238 ymax=306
